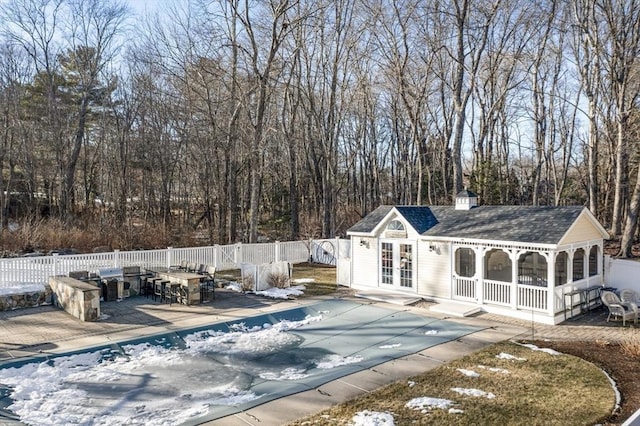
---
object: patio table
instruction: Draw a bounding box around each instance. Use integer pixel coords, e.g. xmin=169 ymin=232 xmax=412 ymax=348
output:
xmin=155 ymin=271 xmax=203 ymax=305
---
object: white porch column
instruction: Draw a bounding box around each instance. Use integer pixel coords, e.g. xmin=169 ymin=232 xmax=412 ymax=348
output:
xmin=567 ymin=249 xmax=574 ymax=285
xmin=597 ymin=244 xmax=604 ymax=285
xmin=546 ymin=251 xmax=556 ymax=315
xmin=510 ymin=249 xmax=518 ymax=310
xmin=476 ymin=246 xmax=486 ymax=304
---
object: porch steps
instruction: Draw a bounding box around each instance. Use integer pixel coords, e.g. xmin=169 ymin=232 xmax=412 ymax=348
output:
xmin=429 ymin=302 xmax=482 ymax=318
xmin=354 ymin=291 xmax=422 ymax=306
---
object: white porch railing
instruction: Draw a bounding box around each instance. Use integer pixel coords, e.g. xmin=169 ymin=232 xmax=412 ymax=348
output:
xmin=455 ymin=277 xmax=549 ymax=312
xmin=483 ymin=280 xmax=511 ymax=306
xmin=453 ymin=276 xmax=476 ymax=300
xmin=0 ymin=240 xmax=317 ymax=288
xmin=517 ymin=284 xmax=548 ymax=312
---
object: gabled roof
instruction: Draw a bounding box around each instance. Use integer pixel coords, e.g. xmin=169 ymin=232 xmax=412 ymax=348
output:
xmin=347 ymin=205 xmax=604 ymax=245
xmin=394 ymin=206 xmax=439 ymax=234
xmin=347 ymin=205 xmax=394 ymax=234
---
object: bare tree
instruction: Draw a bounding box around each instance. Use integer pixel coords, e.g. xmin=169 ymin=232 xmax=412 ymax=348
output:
xmin=447 ymin=0 xmax=501 ymax=198
xmin=231 ymin=0 xmax=296 ymax=242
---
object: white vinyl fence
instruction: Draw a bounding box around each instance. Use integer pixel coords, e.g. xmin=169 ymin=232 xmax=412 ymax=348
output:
xmin=604 ymin=256 xmax=640 ymax=293
xmin=0 ymin=240 xmax=334 ymax=289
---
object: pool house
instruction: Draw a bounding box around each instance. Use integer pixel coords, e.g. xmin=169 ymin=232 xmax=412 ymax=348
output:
xmin=345 ymin=191 xmax=609 ymax=325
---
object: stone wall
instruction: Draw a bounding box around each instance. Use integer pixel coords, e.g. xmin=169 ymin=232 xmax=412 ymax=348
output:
xmin=0 ymin=286 xmax=52 ymax=311
xmin=49 ymin=276 xmax=100 ymax=322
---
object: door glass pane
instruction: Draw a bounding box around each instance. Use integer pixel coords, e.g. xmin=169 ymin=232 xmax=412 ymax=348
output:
xmin=400 ymin=244 xmax=412 ymax=288
xmin=381 ymin=242 xmax=393 ymax=284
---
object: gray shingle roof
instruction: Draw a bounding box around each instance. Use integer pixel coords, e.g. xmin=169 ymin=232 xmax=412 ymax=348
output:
xmin=347 ymin=205 xmax=587 ymax=245
xmin=424 ymin=206 xmax=584 ymax=244
xmin=347 ymin=205 xmax=393 ymax=233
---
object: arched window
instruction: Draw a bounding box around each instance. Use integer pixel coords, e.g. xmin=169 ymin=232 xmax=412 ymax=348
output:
xmin=484 ymin=249 xmax=511 ymax=282
xmin=517 ymin=252 xmax=547 ymax=286
xmin=555 ymin=251 xmax=568 ymax=286
xmin=455 ymin=248 xmax=476 ymax=277
xmin=387 ymin=220 xmax=405 ymax=231
xmin=385 ymin=219 xmax=407 ymax=238
xmin=589 ymin=246 xmax=599 ymax=277
xmin=573 ymin=249 xmax=585 ymax=281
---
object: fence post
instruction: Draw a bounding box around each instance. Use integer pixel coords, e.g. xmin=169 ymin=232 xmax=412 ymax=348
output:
xmin=53 ymin=253 xmax=59 ymax=277
xmin=167 ymin=247 xmax=173 ymax=269
xmin=275 ymin=241 xmax=280 ymax=262
xmin=335 ymin=237 xmax=340 ymax=261
xmin=114 ymin=249 xmax=121 ymax=268
xmin=236 ymin=243 xmax=243 ymax=266
xmin=213 ymin=245 xmax=219 ymax=268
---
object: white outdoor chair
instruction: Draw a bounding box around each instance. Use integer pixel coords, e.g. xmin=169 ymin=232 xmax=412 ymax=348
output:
xmin=620 ymin=289 xmax=640 ymax=312
xmin=601 ymin=290 xmax=638 ymax=326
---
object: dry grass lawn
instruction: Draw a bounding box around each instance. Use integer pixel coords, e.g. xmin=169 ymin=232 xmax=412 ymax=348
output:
xmin=214 ymin=262 xmax=337 ymax=296
xmin=288 ymin=341 xmax=615 ymax=426
xmin=291 ymin=262 xmax=338 ymax=296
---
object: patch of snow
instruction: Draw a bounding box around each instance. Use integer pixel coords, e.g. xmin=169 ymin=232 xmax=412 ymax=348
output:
xmin=351 ymin=410 xmax=395 ymax=425
xmin=408 ymin=381 xmax=416 ymax=388
xmin=450 ymin=387 xmax=496 ymax=399
xmin=184 ymin=315 xmax=323 ymax=355
xmin=449 ymin=408 xmax=465 ymax=414
xmin=457 ymin=368 xmax=480 ymax=378
xmin=379 ymin=343 xmax=401 ymax=349
xmin=496 ymin=352 xmax=526 ymax=361
xmin=424 ymin=330 xmax=438 ymax=335
xmin=0 ymin=284 xmax=46 ymax=296
xmin=316 ymin=354 xmax=363 ymax=369
xmin=225 ymin=282 xmax=243 ymax=292
xmin=405 ymin=397 xmax=455 ymax=411
xmin=255 ymin=285 xmax=306 ymax=299
xmin=292 ymin=278 xmax=315 ymax=284
xmin=259 ymin=367 xmax=308 ymax=381
xmin=520 ymin=343 xmax=562 ymax=356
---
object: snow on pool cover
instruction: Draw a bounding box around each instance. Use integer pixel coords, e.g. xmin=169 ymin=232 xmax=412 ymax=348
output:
xmin=0 ymin=299 xmax=482 ymax=425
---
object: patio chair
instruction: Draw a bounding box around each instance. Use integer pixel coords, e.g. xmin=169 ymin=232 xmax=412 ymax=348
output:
xmin=196 ymin=264 xmax=207 ymax=275
xmin=152 ymin=278 xmax=170 ymax=303
xmin=170 ymin=260 xmax=188 ymax=271
xmin=140 ymin=276 xmax=154 ymax=298
xmin=601 ymin=290 xmax=638 ymax=326
xmin=620 ymin=288 xmax=640 ymax=312
xmin=168 ymin=283 xmax=181 ymax=306
xmin=200 ymin=266 xmax=216 ymax=302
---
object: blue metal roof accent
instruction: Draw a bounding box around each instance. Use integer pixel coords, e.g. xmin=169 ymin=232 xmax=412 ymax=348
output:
xmin=394 ymin=206 xmax=439 ymax=234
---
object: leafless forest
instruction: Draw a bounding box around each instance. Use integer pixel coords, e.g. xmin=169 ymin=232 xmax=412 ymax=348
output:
xmin=0 ymin=0 xmax=639 ymax=255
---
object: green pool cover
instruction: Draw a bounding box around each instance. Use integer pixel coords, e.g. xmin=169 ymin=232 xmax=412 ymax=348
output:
xmin=0 ymin=299 xmax=483 ymax=425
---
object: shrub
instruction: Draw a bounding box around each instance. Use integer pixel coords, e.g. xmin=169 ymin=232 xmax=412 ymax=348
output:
xmin=241 ymin=274 xmax=254 ymax=293
xmin=268 ymin=272 xmax=290 ymax=289
xmin=620 ymin=329 xmax=640 ymax=357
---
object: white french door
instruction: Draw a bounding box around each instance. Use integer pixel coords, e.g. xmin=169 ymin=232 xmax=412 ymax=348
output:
xmin=380 ymin=240 xmax=415 ymax=290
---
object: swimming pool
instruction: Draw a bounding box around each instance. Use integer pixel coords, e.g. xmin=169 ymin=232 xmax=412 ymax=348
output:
xmin=0 ymin=299 xmax=482 ymax=425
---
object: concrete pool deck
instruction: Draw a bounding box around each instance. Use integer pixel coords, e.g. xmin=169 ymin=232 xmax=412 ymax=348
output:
xmin=0 ymin=287 xmax=626 ymax=425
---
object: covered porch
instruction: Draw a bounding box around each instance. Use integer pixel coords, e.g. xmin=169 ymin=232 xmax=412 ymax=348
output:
xmin=450 ymin=239 xmax=604 ymax=324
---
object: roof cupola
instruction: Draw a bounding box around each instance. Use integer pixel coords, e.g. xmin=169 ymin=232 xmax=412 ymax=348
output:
xmin=455 ymin=189 xmax=478 ymax=210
